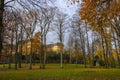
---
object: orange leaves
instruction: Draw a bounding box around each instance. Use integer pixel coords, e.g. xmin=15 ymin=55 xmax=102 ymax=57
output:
xmin=79 ymin=0 xmax=120 ymax=46
xmin=80 ymin=0 xmax=99 ymax=26
xmin=79 ymin=0 xmax=119 ymax=36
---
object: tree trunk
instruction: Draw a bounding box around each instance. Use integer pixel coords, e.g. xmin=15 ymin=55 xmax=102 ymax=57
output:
xmin=40 ymin=35 xmax=45 ymax=69
xmin=85 ymin=25 xmax=91 ymax=67
xmin=29 ymin=39 xmax=33 ymax=69
xmin=78 ymin=27 xmax=87 ymax=68
xmin=60 ymin=50 xmax=63 ymax=68
xmin=104 ymin=38 xmax=109 ymax=68
xmin=39 ymin=38 xmax=42 ymax=69
xmin=101 ymin=37 xmax=106 ymax=68
xmin=69 ymin=50 xmax=71 ymax=64
xmin=43 ymin=36 xmax=46 ymax=69
xmin=8 ymin=30 xmax=14 ymax=69
xmin=15 ymin=27 xmax=18 ymax=70
xmin=18 ymin=26 xmax=23 ymax=68
xmin=82 ymin=43 xmax=87 ymax=68
xmin=0 ymin=0 xmax=4 ymax=61
xmin=40 ymin=44 xmax=44 ymax=69
xmin=60 ymin=41 xmax=63 ymax=69
xmin=25 ymin=37 xmax=28 ymax=64
xmin=113 ymin=32 xmax=120 ymax=68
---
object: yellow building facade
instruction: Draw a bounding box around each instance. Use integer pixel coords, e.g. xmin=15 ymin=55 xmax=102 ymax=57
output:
xmin=22 ymin=32 xmax=64 ymax=55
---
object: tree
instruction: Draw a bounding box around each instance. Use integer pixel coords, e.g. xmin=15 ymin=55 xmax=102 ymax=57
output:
xmin=37 ymin=6 xmax=56 ymax=69
xmin=53 ymin=11 xmax=68 ymax=68
xmin=0 ymin=0 xmax=4 ymax=60
xmin=71 ymin=14 xmax=88 ymax=67
xmin=67 ymin=33 xmax=74 ymax=64
xmin=3 ymin=10 xmax=16 ymax=69
xmin=24 ymin=10 xmax=38 ymax=69
xmin=0 ymin=0 xmax=49 ymax=62
xmin=79 ymin=0 xmax=120 ymax=68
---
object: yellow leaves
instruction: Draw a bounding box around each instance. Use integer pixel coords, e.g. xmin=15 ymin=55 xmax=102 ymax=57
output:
xmin=96 ymin=49 xmax=101 ymax=56
xmin=95 ymin=47 xmax=103 ymax=55
xmin=111 ymin=49 xmax=119 ymax=59
xmin=80 ymin=0 xmax=119 ymax=28
xmin=79 ymin=0 xmax=120 ymax=43
xmin=22 ymin=32 xmax=40 ymax=55
xmin=108 ymin=28 xmax=114 ymax=34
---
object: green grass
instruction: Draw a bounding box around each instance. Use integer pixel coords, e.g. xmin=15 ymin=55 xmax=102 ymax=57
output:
xmin=0 ymin=63 xmax=84 ymax=69
xmin=0 ymin=64 xmax=120 ymax=80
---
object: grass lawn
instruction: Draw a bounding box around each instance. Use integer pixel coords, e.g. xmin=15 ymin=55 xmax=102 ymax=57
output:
xmin=0 ymin=64 xmax=120 ymax=80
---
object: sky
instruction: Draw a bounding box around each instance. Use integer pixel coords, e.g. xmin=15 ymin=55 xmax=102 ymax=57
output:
xmin=54 ymin=0 xmax=79 ymax=16
xmin=46 ymin=0 xmax=81 ymax=45
xmin=7 ymin=0 xmax=81 ymax=45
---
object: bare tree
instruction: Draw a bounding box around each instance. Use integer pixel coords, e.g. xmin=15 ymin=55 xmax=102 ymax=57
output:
xmin=24 ymin=10 xmax=38 ymax=69
xmin=37 ymin=6 xmax=56 ymax=69
xmin=71 ymin=14 xmax=88 ymax=68
xmin=67 ymin=33 xmax=74 ymax=64
xmin=53 ymin=11 xmax=68 ymax=68
xmin=0 ymin=0 xmax=4 ymax=60
xmin=0 ymin=0 xmax=48 ymax=62
xmin=3 ymin=10 xmax=16 ymax=69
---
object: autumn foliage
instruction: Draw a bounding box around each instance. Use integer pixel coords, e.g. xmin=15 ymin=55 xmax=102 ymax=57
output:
xmin=79 ymin=0 xmax=120 ymax=68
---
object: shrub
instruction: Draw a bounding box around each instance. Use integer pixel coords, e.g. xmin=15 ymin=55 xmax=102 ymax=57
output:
xmin=99 ymin=59 xmax=105 ymax=66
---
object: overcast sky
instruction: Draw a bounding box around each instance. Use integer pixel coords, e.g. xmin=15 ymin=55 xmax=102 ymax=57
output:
xmin=54 ymin=0 xmax=80 ymax=16
xmin=46 ymin=0 xmax=81 ymax=45
xmin=10 ymin=0 xmax=81 ymax=45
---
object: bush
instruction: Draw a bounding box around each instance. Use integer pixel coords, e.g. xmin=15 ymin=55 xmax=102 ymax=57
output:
xmin=98 ymin=59 xmax=105 ymax=66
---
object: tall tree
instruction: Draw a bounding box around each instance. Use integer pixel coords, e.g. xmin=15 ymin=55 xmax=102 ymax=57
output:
xmin=0 ymin=0 xmax=48 ymax=62
xmin=71 ymin=14 xmax=88 ymax=67
xmin=67 ymin=33 xmax=74 ymax=64
xmin=0 ymin=0 xmax=4 ymax=60
xmin=24 ymin=10 xmax=38 ymax=69
xmin=3 ymin=10 xmax=16 ymax=69
xmin=37 ymin=6 xmax=56 ymax=69
xmin=80 ymin=0 xmax=120 ymax=68
xmin=53 ymin=11 xmax=68 ymax=68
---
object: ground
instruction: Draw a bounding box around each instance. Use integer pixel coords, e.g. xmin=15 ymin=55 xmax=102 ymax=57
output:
xmin=0 ymin=64 xmax=120 ymax=80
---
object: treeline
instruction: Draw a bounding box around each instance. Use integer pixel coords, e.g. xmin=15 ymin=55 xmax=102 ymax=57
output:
xmin=66 ymin=0 xmax=120 ymax=68
xmin=0 ymin=0 xmax=72 ymax=69
xmin=0 ymin=0 xmax=119 ymax=70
